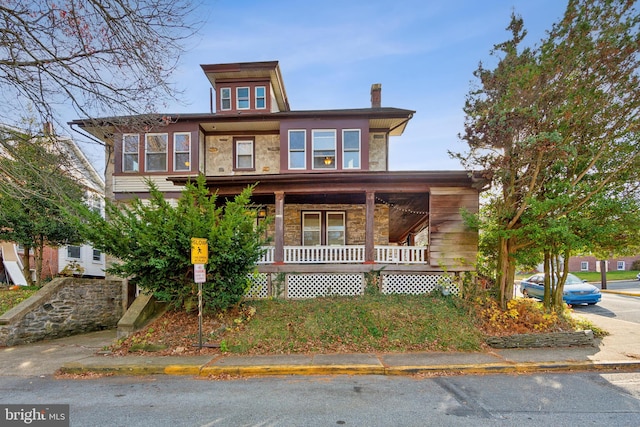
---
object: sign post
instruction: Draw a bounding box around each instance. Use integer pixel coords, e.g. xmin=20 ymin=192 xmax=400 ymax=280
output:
xmin=191 ymin=238 xmax=208 ymax=349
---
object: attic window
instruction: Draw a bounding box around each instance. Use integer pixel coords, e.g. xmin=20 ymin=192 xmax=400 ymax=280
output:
xmin=220 ymin=88 xmax=231 ymax=111
xmin=237 ymin=87 xmax=250 ymax=109
xmin=255 ymin=86 xmax=266 ymax=109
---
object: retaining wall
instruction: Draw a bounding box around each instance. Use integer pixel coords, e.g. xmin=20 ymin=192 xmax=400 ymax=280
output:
xmin=0 ymin=278 xmax=123 ymax=346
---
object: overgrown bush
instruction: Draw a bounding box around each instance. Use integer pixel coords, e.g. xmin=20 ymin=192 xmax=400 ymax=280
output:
xmin=73 ymin=174 xmax=270 ymax=312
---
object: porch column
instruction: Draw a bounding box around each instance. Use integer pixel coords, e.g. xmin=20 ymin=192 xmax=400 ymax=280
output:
xmin=365 ymin=190 xmax=375 ymax=264
xmin=274 ymin=191 xmax=285 ymax=264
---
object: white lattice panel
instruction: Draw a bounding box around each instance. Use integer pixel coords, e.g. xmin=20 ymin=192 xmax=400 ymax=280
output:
xmin=382 ymin=274 xmax=459 ymax=296
xmin=287 ymin=274 xmax=363 ymax=299
xmin=246 ymin=273 xmax=269 ymax=298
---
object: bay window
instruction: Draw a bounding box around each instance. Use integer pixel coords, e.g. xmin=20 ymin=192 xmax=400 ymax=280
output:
xmin=312 ymin=130 xmax=336 ymax=169
xmin=173 ymin=133 xmax=191 ymax=171
xmin=145 ymin=133 xmax=168 ymax=172
xmin=122 ymin=134 xmax=139 ymax=172
xmin=342 ymin=129 xmax=361 ymax=169
xmin=288 ymin=130 xmax=306 ymax=169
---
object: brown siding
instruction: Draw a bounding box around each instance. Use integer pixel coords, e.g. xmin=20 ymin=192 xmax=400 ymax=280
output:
xmin=429 ymin=188 xmax=479 ymax=268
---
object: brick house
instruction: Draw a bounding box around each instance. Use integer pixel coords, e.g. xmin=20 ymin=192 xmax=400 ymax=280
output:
xmin=569 ymin=255 xmax=640 ymax=273
xmin=70 ymin=61 xmax=485 ymax=298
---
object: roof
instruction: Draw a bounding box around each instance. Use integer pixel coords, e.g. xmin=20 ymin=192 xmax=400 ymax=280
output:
xmin=69 ymin=107 xmax=415 ymax=138
xmin=201 ymin=60 xmax=290 ymax=112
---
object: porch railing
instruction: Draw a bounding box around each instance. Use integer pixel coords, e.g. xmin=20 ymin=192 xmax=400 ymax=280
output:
xmin=257 ymin=245 xmax=427 ymax=265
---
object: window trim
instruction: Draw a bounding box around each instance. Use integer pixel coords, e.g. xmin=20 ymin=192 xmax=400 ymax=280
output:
xmin=301 ymin=210 xmax=346 ymax=246
xmin=122 ymin=133 xmax=139 ymax=173
xmin=67 ymin=245 xmax=81 ymax=259
xmin=302 ymin=211 xmax=322 ymax=246
xmin=617 ymin=261 xmax=625 ymax=271
xmin=312 ymin=129 xmax=337 ymax=170
xmin=220 ymin=87 xmax=231 ymax=111
xmin=288 ymin=130 xmax=306 ymax=170
xmin=326 ymin=212 xmax=346 ymax=246
xmin=255 ymin=86 xmax=266 ymax=109
xmin=233 ymin=137 xmax=255 ymax=171
xmin=580 ymin=261 xmax=589 ymax=271
xmin=173 ymin=132 xmax=191 ymax=172
xmin=92 ymin=249 xmax=102 ymax=262
xmin=236 ymin=86 xmax=250 ymax=110
xmin=145 ymin=133 xmax=168 ymax=172
xmin=342 ymin=129 xmax=361 ymax=170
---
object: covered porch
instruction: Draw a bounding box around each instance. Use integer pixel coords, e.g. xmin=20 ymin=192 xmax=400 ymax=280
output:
xmin=169 ymin=171 xmax=483 ymax=298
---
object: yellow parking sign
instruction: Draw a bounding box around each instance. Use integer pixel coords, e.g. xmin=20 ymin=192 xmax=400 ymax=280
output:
xmin=191 ymin=238 xmax=208 ymax=264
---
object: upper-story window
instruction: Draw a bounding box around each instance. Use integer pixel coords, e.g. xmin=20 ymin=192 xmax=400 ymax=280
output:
xmin=234 ymin=138 xmax=255 ymax=170
xmin=145 ymin=133 xmax=168 ymax=172
xmin=174 ymin=133 xmax=191 ymax=172
xmin=123 ymin=134 xmax=139 ymax=172
xmin=288 ymin=130 xmax=306 ymax=169
xmin=312 ymin=130 xmax=336 ymax=169
xmin=255 ymin=86 xmax=266 ymax=109
xmin=220 ymin=88 xmax=231 ymax=111
xmin=342 ymin=129 xmax=361 ymax=169
xmin=237 ymin=87 xmax=250 ymax=110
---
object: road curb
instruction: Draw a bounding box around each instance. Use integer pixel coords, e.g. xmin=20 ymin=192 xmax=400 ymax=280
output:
xmin=601 ymin=290 xmax=640 ymax=297
xmin=59 ymin=360 xmax=640 ymax=378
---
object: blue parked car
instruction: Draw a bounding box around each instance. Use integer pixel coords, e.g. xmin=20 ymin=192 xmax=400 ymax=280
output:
xmin=520 ymin=273 xmax=601 ymax=305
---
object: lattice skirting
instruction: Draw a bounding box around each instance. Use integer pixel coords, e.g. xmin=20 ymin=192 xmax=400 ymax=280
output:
xmin=246 ymin=272 xmax=461 ymax=299
xmin=245 ymin=273 xmax=269 ymax=298
xmin=287 ymin=273 xmax=364 ymax=299
xmin=381 ymin=273 xmax=460 ymax=296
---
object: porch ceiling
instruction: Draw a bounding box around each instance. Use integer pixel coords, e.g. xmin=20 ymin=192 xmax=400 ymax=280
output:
xmin=221 ymin=190 xmax=429 ymax=244
xmin=171 ymin=171 xmax=483 ymax=244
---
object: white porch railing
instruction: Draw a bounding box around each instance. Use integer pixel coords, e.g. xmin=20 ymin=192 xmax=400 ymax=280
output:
xmin=257 ymin=245 xmax=427 ymax=265
xmin=375 ymin=245 xmax=427 ymax=264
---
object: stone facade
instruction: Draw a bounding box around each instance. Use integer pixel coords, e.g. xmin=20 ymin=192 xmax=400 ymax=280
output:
xmin=0 ymin=278 xmax=123 ymax=346
xmin=368 ymin=133 xmax=387 ymax=171
xmin=205 ymin=134 xmax=280 ymax=175
xmin=278 ymin=203 xmax=389 ymax=246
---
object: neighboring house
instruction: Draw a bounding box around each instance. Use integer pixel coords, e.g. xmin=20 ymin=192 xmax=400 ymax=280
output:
xmin=0 ymin=124 xmax=105 ymax=282
xmin=569 ymin=255 xmax=640 ymax=273
xmin=70 ymin=61 xmax=485 ymax=297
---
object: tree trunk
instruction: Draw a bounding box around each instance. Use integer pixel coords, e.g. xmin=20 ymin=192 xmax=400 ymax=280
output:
xmin=497 ymin=236 xmax=516 ymax=309
xmin=21 ymin=245 xmax=34 ymax=286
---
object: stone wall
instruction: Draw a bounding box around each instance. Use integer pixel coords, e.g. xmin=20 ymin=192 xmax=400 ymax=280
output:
xmin=0 ymin=278 xmax=123 ymax=346
xmin=485 ymin=330 xmax=595 ymax=349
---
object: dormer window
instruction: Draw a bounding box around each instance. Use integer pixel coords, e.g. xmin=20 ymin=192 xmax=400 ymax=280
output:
xmin=255 ymin=86 xmax=266 ymax=109
xmin=237 ymin=87 xmax=250 ymax=109
xmin=220 ymin=88 xmax=231 ymax=111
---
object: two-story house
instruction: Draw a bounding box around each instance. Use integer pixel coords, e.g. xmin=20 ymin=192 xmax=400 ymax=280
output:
xmin=70 ymin=61 xmax=484 ymax=298
xmin=0 ymin=124 xmax=105 ymax=283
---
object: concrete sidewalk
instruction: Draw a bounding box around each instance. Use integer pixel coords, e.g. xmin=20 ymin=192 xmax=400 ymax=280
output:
xmin=1 ymin=306 xmax=639 ymax=378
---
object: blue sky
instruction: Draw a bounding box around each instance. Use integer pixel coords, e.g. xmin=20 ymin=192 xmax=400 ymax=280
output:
xmin=77 ymin=0 xmax=570 ymax=173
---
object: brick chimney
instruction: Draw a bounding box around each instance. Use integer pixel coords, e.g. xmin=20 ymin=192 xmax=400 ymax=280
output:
xmin=370 ymin=83 xmax=381 ymax=108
